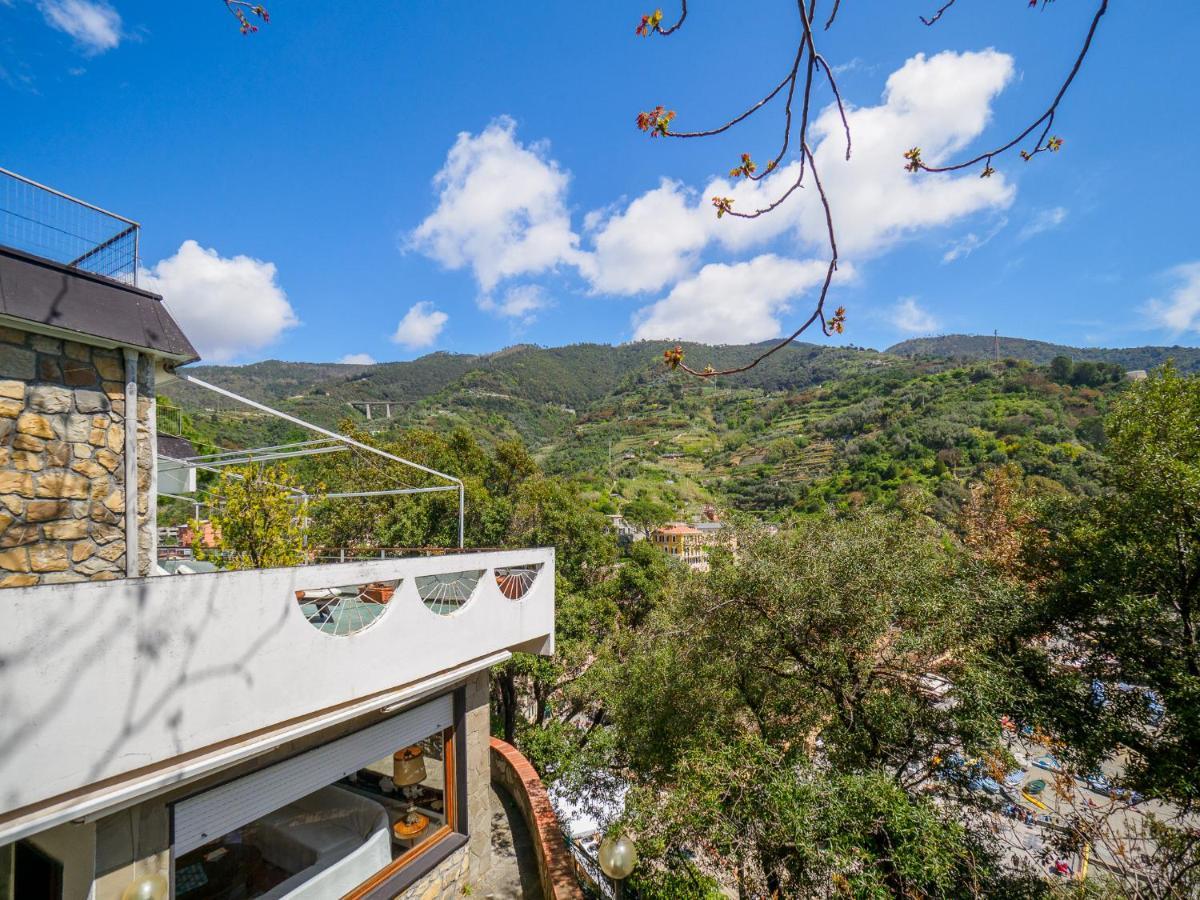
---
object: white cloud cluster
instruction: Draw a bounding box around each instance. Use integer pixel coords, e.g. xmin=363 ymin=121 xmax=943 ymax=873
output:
xmin=39 ymin=0 xmax=121 ymax=54
xmin=1018 ymin=206 xmax=1068 ymax=241
xmin=409 ymin=50 xmax=1019 ymax=344
xmin=685 ymin=48 xmax=1017 ymax=261
xmin=478 ymin=284 xmax=551 ymax=322
xmin=943 ymin=217 xmax=1008 ymax=263
xmin=1148 ymin=263 xmax=1200 ymax=334
xmin=392 ymin=301 xmax=448 ymax=349
xmin=338 ymin=353 xmax=377 ymax=365
xmin=889 ymin=297 xmax=940 ymax=334
xmin=408 ymin=117 xmax=583 ymax=292
xmin=632 ymin=255 xmax=839 ymax=343
xmin=580 ymin=179 xmax=711 ymax=295
xmin=141 ymin=240 xmax=298 ymax=363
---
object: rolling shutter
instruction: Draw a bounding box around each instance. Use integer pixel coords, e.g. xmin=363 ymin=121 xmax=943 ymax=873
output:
xmin=172 ymin=693 xmax=453 ymax=855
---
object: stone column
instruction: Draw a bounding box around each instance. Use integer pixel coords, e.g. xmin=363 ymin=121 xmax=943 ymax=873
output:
xmin=464 ymin=668 xmax=494 ymax=882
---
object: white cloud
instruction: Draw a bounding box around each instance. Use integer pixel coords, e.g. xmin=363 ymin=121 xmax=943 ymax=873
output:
xmin=584 ymin=49 xmax=1016 ymax=298
xmin=406 ymin=51 xmax=1021 ymax=341
xmin=392 ymin=301 xmax=448 ymax=349
xmin=1147 ymin=263 xmax=1200 ymax=333
xmin=889 ymin=297 xmax=940 ymax=334
xmin=408 ymin=117 xmax=583 ymax=291
xmin=943 ymin=217 xmax=1008 ymax=263
xmin=478 ymin=284 xmax=552 ymax=322
xmin=632 ymin=254 xmax=844 ymax=344
xmin=338 ymin=353 xmax=376 ymax=365
xmin=831 ymin=57 xmax=870 ymax=76
xmin=1018 ymin=205 xmax=1068 ymax=241
xmin=140 ymin=240 xmax=298 ymax=363
xmin=39 ymin=0 xmax=121 ymax=54
xmin=580 ymin=179 xmax=712 ymax=295
xmin=702 ymin=49 xmax=1017 ymax=258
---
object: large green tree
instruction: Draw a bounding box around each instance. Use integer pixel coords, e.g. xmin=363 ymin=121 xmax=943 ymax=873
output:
xmin=1039 ymin=363 xmax=1200 ymax=804
xmin=199 ymin=464 xmax=308 ymax=570
xmin=594 ymin=512 xmax=1037 ymax=895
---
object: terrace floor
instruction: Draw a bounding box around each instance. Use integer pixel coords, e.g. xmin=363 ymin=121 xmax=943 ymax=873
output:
xmin=482 ymin=781 xmax=542 ymax=899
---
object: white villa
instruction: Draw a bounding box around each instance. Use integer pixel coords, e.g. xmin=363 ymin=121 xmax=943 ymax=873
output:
xmin=0 ymin=168 xmax=557 ymax=899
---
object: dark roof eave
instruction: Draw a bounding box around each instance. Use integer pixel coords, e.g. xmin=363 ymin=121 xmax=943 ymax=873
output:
xmin=0 ymin=245 xmax=200 ymax=364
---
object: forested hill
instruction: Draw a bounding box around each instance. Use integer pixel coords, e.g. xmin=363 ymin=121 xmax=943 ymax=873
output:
xmin=888 ymin=334 xmax=1200 ymax=372
xmin=167 ymin=341 xmax=886 ymax=414
xmin=161 ymin=337 xmax=1182 ymax=525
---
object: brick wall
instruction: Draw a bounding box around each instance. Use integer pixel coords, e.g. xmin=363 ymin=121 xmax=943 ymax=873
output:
xmin=0 ymin=326 xmax=155 ymax=585
xmin=490 ymin=738 xmax=585 ymax=900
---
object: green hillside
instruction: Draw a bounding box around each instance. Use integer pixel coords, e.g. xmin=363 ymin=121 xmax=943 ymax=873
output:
xmin=160 ymin=338 xmax=1157 ymax=525
xmin=888 ymin=334 xmax=1200 ymax=372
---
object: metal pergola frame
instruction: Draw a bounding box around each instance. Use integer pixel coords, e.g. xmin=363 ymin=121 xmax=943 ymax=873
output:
xmin=160 ymin=373 xmax=465 ymax=547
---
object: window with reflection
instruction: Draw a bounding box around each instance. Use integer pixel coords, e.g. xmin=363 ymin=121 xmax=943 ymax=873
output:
xmin=339 ymin=732 xmax=450 ymax=857
xmin=172 ymin=726 xmax=455 ymax=899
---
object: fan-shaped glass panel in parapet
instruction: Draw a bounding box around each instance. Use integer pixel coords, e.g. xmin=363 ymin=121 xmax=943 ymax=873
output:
xmin=415 ymin=570 xmax=485 ymax=615
xmin=295 ymin=579 xmax=400 ymax=636
xmin=494 ymin=563 xmax=543 ymax=600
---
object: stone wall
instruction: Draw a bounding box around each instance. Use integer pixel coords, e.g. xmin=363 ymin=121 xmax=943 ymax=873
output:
xmin=0 ymin=327 xmax=155 ymax=585
xmin=397 ymin=845 xmax=469 ymax=900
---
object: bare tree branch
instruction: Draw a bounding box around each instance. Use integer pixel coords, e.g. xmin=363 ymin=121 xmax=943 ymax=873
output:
xmin=223 ymin=1 xmax=269 ymax=34
xmin=677 ymin=143 xmax=843 ymax=379
xmin=919 ymin=0 xmax=958 ymax=27
xmin=915 ymin=0 xmax=1107 ymax=173
xmin=632 ymin=0 xmax=1108 ymax=378
xmin=824 ymin=0 xmax=845 ymax=31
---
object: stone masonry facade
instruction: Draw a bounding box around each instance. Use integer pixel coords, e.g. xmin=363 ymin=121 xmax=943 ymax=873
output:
xmin=0 ymin=326 xmax=155 ymax=585
xmin=397 ymin=671 xmax=493 ymax=898
xmin=398 ymin=845 xmax=469 ymax=899
xmin=464 ymin=668 xmax=494 ymax=883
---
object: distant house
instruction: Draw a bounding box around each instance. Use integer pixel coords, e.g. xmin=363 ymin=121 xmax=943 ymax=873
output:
xmin=177 ymin=519 xmax=221 ymax=549
xmin=606 ymin=514 xmax=642 ymax=544
xmin=651 ymin=524 xmax=708 ymax=570
xmin=1125 ymin=370 xmax=1148 ymax=381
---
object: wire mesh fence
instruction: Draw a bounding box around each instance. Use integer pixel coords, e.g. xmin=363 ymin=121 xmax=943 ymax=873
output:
xmin=0 ymin=166 xmax=139 ymax=284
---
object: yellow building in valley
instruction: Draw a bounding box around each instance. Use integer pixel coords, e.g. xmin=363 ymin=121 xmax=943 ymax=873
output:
xmin=651 ymin=524 xmax=708 ymax=570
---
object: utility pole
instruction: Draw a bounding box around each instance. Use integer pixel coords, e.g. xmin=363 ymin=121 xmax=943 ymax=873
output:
xmin=994 ymin=329 xmax=1001 ymax=365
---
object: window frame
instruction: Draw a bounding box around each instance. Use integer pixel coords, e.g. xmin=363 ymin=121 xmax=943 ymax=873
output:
xmin=167 ymin=687 xmax=469 ymax=900
xmin=343 ymin=687 xmax=469 ymax=899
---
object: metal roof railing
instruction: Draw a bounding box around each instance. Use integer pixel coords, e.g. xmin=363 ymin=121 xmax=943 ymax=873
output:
xmin=0 ymin=166 xmax=139 ymax=285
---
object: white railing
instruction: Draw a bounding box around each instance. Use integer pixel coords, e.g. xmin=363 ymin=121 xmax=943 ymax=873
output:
xmin=0 ymin=548 xmax=554 ymax=821
xmin=0 ymin=166 xmax=140 ymax=284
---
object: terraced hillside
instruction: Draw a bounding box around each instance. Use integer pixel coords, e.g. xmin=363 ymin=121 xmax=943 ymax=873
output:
xmin=889 ymin=334 xmax=1200 ymax=372
xmin=161 ymin=337 xmax=1161 ymax=522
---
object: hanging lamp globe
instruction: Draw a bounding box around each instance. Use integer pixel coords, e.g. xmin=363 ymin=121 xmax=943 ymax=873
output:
xmin=120 ymin=872 xmax=169 ymax=900
xmin=598 ymin=834 xmax=638 ymax=881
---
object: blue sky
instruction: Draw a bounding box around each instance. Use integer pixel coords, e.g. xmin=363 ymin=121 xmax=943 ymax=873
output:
xmin=2 ymin=0 xmax=1197 ymax=365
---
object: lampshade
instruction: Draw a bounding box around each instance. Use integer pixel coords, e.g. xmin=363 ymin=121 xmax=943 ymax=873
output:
xmin=120 ymin=873 xmax=169 ymax=900
xmin=393 ymin=745 xmax=428 ymax=787
xmin=598 ymin=835 xmax=638 ymax=881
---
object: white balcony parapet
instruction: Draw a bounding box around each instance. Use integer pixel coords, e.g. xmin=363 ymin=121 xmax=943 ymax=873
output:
xmin=0 ymin=548 xmax=554 ymax=826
